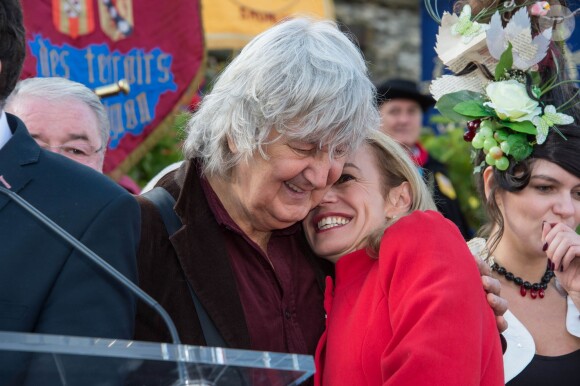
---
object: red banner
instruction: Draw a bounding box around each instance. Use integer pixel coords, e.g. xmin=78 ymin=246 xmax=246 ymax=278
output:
xmin=20 ymin=0 xmax=206 ymax=178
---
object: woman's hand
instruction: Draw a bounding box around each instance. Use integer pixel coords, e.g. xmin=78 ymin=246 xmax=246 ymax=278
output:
xmin=543 ymin=222 xmax=580 ymax=305
xmin=476 ymin=257 xmax=509 ymax=333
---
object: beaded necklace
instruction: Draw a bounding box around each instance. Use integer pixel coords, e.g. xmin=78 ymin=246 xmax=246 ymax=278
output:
xmin=491 ymin=260 xmax=555 ymax=299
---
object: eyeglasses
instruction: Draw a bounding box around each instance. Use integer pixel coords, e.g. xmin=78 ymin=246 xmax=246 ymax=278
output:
xmin=34 ymin=139 xmax=104 ymax=162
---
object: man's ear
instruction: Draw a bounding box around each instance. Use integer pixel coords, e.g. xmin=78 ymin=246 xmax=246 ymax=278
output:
xmin=226 ymin=135 xmax=237 ymax=154
xmin=386 ymin=181 xmax=412 ymax=219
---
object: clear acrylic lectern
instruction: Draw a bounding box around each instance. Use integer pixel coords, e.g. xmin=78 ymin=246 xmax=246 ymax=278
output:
xmin=0 ymin=331 xmax=315 ymax=385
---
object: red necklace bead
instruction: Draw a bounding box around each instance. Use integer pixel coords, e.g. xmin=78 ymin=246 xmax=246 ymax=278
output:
xmin=538 ymin=288 xmax=545 ymax=298
xmin=530 ymin=289 xmax=538 ymax=299
xmin=520 ymin=285 xmax=527 ymax=297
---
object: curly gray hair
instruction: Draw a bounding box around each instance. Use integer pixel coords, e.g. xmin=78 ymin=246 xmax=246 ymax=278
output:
xmin=183 ymin=17 xmax=380 ymax=177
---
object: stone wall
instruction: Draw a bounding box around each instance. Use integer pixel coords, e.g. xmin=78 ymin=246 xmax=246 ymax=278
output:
xmin=334 ymin=0 xmax=421 ymax=84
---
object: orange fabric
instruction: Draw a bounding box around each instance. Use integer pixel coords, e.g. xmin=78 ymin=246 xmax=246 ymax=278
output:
xmin=69 ymin=15 xmax=79 ymax=38
xmin=202 ymin=0 xmax=335 ymax=49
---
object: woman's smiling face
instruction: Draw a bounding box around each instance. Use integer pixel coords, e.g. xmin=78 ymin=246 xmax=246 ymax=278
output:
xmin=304 ymin=143 xmax=390 ymax=262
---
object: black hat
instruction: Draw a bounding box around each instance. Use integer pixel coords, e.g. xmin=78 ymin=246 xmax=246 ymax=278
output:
xmin=375 ymin=78 xmax=435 ymax=112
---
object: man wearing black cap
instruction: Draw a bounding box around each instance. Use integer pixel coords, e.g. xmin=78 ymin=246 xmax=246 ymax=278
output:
xmin=376 ymin=78 xmax=471 ymax=239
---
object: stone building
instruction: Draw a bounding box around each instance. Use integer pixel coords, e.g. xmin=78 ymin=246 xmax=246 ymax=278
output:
xmin=334 ymin=0 xmax=422 ymax=83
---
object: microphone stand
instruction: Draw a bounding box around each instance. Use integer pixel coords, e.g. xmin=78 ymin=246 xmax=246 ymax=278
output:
xmin=0 ymin=186 xmax=195 ymax=385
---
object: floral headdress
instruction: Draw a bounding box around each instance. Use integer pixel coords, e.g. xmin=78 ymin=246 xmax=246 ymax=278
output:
xmin=426 ymin=1 xmax=578 ymax=172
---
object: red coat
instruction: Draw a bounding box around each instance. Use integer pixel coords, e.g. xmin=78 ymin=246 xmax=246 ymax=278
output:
xmin=315 ymin=211 xmax=504 ymax=386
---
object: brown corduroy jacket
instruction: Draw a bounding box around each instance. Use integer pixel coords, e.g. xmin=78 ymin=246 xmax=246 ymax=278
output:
xmin=134 ymin=160 xmax=329 ymax=349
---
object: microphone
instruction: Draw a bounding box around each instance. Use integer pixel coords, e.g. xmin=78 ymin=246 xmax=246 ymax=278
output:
xmin=0 ymin=186 xmax=193 ymax=385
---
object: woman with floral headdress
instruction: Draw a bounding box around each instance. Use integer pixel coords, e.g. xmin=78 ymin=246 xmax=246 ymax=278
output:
xmin=470 ymin=99 xmax=580 ymax=386
xmin=430 ymin=0 xmax=580 ymax=384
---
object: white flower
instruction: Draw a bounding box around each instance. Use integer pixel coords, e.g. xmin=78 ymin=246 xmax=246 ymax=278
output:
xmin=483 ymin=80 xmax=542 ymax=122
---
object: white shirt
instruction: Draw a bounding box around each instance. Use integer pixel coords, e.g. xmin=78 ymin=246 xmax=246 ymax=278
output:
xmin=141 ymin=160 xmax=183 ymax=193
xmin=0 ymin=111 xmax=11 ymax=151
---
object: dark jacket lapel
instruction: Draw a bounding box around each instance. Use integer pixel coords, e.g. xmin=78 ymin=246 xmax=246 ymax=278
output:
xmin=0 ymin=114 xmax=41 ymax=212
xmin=169 ymin=161 xmax=251 ymax=349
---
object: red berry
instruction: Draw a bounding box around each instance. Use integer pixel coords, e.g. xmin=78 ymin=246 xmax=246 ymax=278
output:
xmin=468 ymin=119 xmax=481 ymax=131
xmin=463 ymin=130 xmax=476 ymax=142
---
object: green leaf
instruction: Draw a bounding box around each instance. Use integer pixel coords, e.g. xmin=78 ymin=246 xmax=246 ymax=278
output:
xmin=495 ymin=43 xmax=513 ymax=81
xmin=530 ymin=71 xmax=541 ymax=86
xmin=453 ymin=100 xmax=495 ymax=117
xmin=435 ymin=91 xmax=486 ymax=122
xmin=506 ymin=133 xmax=533 ymax=161
xmin=493 ymin=128 xmax=509 ymax=142
xmin=502 ymin=120 xmax=537 ymax=135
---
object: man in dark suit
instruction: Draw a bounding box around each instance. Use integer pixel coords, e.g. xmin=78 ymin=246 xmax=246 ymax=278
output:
xmin=0 ymin=1 xmax=140 ymax=383
xmin=376 ymin=78 xmax=472 ymax=239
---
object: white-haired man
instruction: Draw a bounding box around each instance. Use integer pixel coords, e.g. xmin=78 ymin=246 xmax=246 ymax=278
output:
xmin=5 ymin=77 xmax=108 ymax=172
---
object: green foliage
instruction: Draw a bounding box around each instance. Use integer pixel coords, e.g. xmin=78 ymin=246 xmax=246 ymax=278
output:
xmin=505 ymin=133 xmax=533 ymax=161
xmin=127 ymin=113 xmax=188 ymax=188
xmin=421 ymin=121 xmax=485 ymax=231
xmin=495 ymin=42 xmax=513 ymax=80
xmin=453 ymin=99 xmax=494 ymax=117
xmin=502 ymin=120 xmax=537 ymax=135
xmin=435 ymin=90 xmax=486 ymax=121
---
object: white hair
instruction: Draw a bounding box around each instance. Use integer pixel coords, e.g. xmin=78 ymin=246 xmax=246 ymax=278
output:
xmin=183 ymin=17 xmax=380 ymax=177
xmin=6 ymin=77 xmax=110 ymax=147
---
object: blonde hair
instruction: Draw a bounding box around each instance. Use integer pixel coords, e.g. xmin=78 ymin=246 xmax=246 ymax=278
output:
xmin=365 ymin=130 xmax=437 ymax=254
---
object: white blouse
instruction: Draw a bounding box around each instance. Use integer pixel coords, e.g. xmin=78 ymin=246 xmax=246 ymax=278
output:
xmin=503 ymin=296 xmax=580 ymax=383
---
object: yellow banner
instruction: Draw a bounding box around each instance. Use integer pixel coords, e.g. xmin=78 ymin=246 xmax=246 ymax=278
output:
xmin=202 ymin=0 xmax=335 ymax=49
